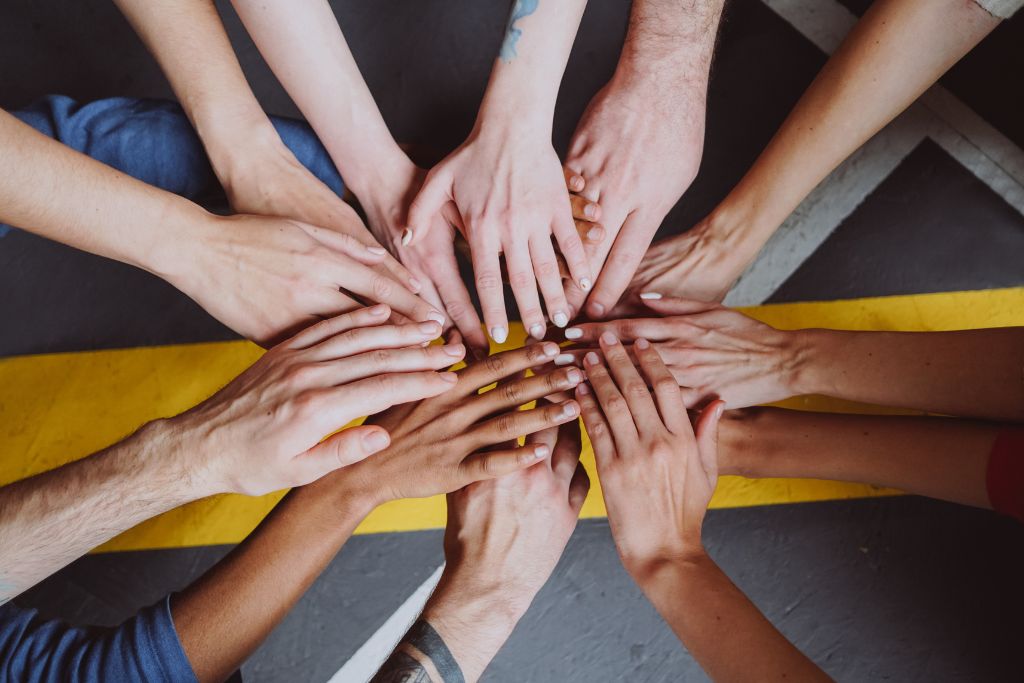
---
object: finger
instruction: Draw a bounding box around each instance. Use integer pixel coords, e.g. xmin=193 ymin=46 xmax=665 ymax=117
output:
xmin=529 ymin=237 xmax=571 ymax=331
xmin=569 ymin=193 xmax=601 ymax=223
xmin=568 ymin=462 xmax=590 ymax=514
xmin=598 ymin=331 xmax=660 ymax=430
xmin=429 ymin=241 xmax=488 ymax=355
xmin=293 ymin=425 xmax=392 ymax=486
xmin=306 ymin=320 xmax=444 ymax=361
xmin=586 ymin=212 xmax=658 ymax=319
xmin=575 ymin=383 xmax=616 ymax=466
xmin=633 ymin=338 xmax=689 ymax=434
xmin=316 ymin=370 xmax=459 ymax=429
xmin=454 ymin=342 xmax=560 ymax=396
xmin=406 ymin=167 xmax=452 ymax=246
xmin=563 ymin=166 xmax=585 ymax=193
xmin=466 ymin=399 xmax=580 ymax=452
xmin=339 ymin=259 xmax=445 ymax=325
xmin=550 ymin=416 xmax=582 ymax=483
xmin=577 ymin=219 xmax=605 ymax=244
xmin=639 ymin=295 xmax=722 ymax=316
xmin=458 ymin=441 xmax=551 ymax=485
xmin=293 ymin=220 xmax=390 ymax=266
xmin=552 ymin=210 xmax=593 ymax=294
xmin=563 ymin=318 xmax=673 ymax=344
xmin=505 ymin=243 xmax=546 ymax=340
xmin=468 ymin=222 xmax=509 ymax=345
xmin=582 ymin=350 xmax=638 ymax=446
xmin=322 ymin=343 xmax=466 ymax=386
xmin=694 ymin=400 xmax=726 ymax=480
xmin=467 ymin=366 xmax=585 ymax=423
xmin=286 ymin=304 xmax=392 ymax=350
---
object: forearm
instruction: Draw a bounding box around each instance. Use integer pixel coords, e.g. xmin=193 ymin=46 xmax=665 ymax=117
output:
xmin=478 ymin=0 xmax=589 ymax=135
xmin=113 ymin=0 xmax=283 ymax=187
xmin=230 ymin=0 xmax=408 ymax=197
xmin=707 ymin=0 xmax=999 ymax=263
xmin=0 ymin=108 xmax=211 ymax=280
xmin=789 ymin=328 xmax=1024 ymax=421
xmin=633 ymin=553 xmax=830 ymax=682
xmin=0 ymin=420 xmax=199 ymax=604
xmin=172 ymin=475 xmax=375 ymax=683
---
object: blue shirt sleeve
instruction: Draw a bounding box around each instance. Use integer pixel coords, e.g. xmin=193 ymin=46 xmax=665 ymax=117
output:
xmin=0 ymin=595 xmax=198 ymax=683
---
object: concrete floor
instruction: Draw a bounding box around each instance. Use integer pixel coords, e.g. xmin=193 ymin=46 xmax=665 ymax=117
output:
xmin=3 ymin=1 xmax=1024 ymax=681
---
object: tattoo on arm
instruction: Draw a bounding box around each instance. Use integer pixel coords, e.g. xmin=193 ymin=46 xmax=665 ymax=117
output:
xmin=499 ymin=0 xmax=540 ymax=63
xmin=372 ymin=620 xmax=466 ymax=683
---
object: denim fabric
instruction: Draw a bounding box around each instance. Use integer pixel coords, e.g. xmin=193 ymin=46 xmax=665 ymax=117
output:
xmin=3 ymin=95 xmax=343 ymax=238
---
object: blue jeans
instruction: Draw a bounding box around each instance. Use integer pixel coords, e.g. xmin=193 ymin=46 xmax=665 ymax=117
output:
xmin=3 ymin=95 xmax=344 ymax=238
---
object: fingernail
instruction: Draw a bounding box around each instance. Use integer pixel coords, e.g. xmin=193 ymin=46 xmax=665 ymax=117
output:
xmin=368 ymin=304 xmax=389 ymax=316
xmin=571 ymin=175 xmax=584 ymax=190
xmin=600 ymin=331 xmax=618 ymax=346
xmin=367 ymin=245 xmax=388 ymax=255
xmin=590 ymin=302 xmax=606 ymax=317
xmin=439 ymin=371 xmax=459 ymax=384
xmin=443 ymin=343 xmax=465 ymax=358
xmin=584 ymin=351 xmax=600 ymax=366
xmin=566 ymin=368 xmax=583 ymax=384
xmin=586 ymin=227 xmax=603 ymax=241
xmin=640 ymin=292 xmax=662 ymax=300
xmin=554 ymin=353 xmax=575 ymax=366
xmin=565 ymin=327 xmax=583 ymax=340
xmin=584 ymin=203 xmax=599 ymax=219
xmin=576 ymin=383 xmax=591 ymax=396
xmin=408 ymin=277 xmax=422 ymax=292
xmin=363 ymin=429 xmax=391 ymax=452
xmin=427 ymin=311 xmax=446 ymax=325
xmin=715 ymin=402 xmax=726 ymax=419
xmin=635 ymin=338 xmax=650 ymax=350
xmin=561 ymin=401 xmax=580 ymax=418
xmin=401 ymin=228 xmax=414 ymax=246
xmin=529 ymin=323 xmax=545 ymax=339
xmin=541 ymin=342 xmax=559 ymax=357
xmin=419 ymin=321 xmax=441 ymax=334
xmin=490 ymin=326 xmax=508 ymax=344
xmin=579 ymin=277 xmax=592 ymax=291
xmin=552 ymin=311 xmax=569 ymax=328
xmin=533 ymin=444 xmax=551 ymax=459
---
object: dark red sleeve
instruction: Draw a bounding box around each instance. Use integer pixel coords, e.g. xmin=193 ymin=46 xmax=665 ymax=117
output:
xmin=986 ymin=428 xmax=1024 ymax=523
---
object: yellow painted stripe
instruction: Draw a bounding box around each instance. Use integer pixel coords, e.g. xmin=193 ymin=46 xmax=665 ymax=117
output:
xmin=1 ymin=287 xmax=1022 ymax=552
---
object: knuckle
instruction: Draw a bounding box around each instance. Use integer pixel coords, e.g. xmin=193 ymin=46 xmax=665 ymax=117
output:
xmin=501 ymin=381 xmax=523 ymax=404
xmin=508 ymin=270 xmax=534 ymax=290
xmin=624 ymin=380 xmax=649 ymax=397
xmin=533 ymin=259 xmax=559 ymax=279
xmin=369 ymin=348 xmax=392 ymax=367
xmin=496 ymin=412 xmax=518 ymax=436
xmin=475 ymin=274 xmax=502 ymax=292
xmin=654 ymin=377 xmax=679 ymax=394
xmin=484 ymin=354 xmax=507 ymax=376
xmin=604 ymin=395 xmax=626 ymax=414
xmin=587 ymin=418 xmax=608 ymax=439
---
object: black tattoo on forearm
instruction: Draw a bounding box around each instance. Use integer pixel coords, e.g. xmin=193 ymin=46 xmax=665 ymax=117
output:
xmin=371 ymin=620 xmax=466 ymax=683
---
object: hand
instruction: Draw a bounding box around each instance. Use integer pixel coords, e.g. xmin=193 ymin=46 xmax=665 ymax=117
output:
xmin=574 ymin=331 xmax=724 ymax=572
xmin=172 ymin=306 xmax=461 ymax=497
xmin=171 ymin=213 xmax=445 ymax=346
xmin=560 ymin=298 xmax=805 ymax=409
xmin=342 ymin=342 xmax=585 ymax=505
xmin=408 ymin=125 xmax=592 ymax=344
xmin=422 ymin=421 xmax=589 ymax=680
xmin=357 ymin=158 xmax=489 ymax=356
xmin=563 ymin=73 xmax=707 ymax=319
xmin=210 ymin=120 xmax=421 ymax=294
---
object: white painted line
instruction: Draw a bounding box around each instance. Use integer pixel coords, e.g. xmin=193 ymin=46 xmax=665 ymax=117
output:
xmin=328 ymin=564 xmax=444 ymax=683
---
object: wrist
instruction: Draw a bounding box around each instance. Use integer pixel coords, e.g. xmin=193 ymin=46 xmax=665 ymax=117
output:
xmin=625 ymin=543 xmax=709 ymax=589
xmin=476 ymin=80 xmax=556 ymax=139
xmin=788 ymin=329 xmax=835 ymax=396
xmin=132 ymin=416 xmax=217 ymax=502
xmin=146 ymin=206 xmax=222 ymax=295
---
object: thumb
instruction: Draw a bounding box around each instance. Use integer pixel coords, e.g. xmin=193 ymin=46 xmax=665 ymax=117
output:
xmin=294 ymin=425 xmax=392 ymax=485
xmin=640 ymin=295 xmax=721 ymax=317
xmin=406 ymin=168 xmax=453 ymax=246
xmin=693 ymin=400 xmax=725 ymax=480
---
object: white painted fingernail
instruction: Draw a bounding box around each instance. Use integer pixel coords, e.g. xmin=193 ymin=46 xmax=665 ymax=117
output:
xmin=367 ymin=245 xmax=387 ymax=255
xmin=427 ymin=311 xmax=446 ymax=325
xmin=552 ymin=311 xmax=569 ymax=328
xmin=533 ymin=444 xmax=551 ymax=459
xmin=529 ymin=323 xmax=545 ymax=339
xmin=640 ymin=292 xmax=662 ymax=300
xmin=561 ymin=401 xmax=580 ymax=418
xmin=579 ymin=277 xmax=592 ymax=291
xmin=491 ymin=326 xmax=508 ymax=344
xmin=554 ymin=353 xmax=575 ymax=366
xmin=401 ymin=228 xmax=414 ymax=246
xmin=565 ymin=327 xmax=583 ymax=340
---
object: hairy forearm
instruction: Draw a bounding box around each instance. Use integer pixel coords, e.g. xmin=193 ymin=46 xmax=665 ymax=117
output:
xmin=114 ymin=0 xmax=282 ymax=185
xmin=0 ymin=109 xmax=212 ymax=281
xmin=0 ymin=419 xmax=198 ymax=604
xmin=709 ymin=0 xmax=999 ymax=261
xmin=719 ymin=407 xmax=997 ymax=509
xmin=479 ymin=0 xmax=589 ymax=132
xmin=633 ymin=553 xmax=831 ymax=682
xmin=230 ymin=0 xmax=407 ymax=196
xmin=617 ymin=0 xmax=724 ymax=87
xmin=789 ymin=328 xmax=1024 ymax=421
xmin=173 ymin=474 xmax=375 ymax=683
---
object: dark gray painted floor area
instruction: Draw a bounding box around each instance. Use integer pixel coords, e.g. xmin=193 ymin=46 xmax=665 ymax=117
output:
xmin=3 ymin=0 xmax=1024 ymax=682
